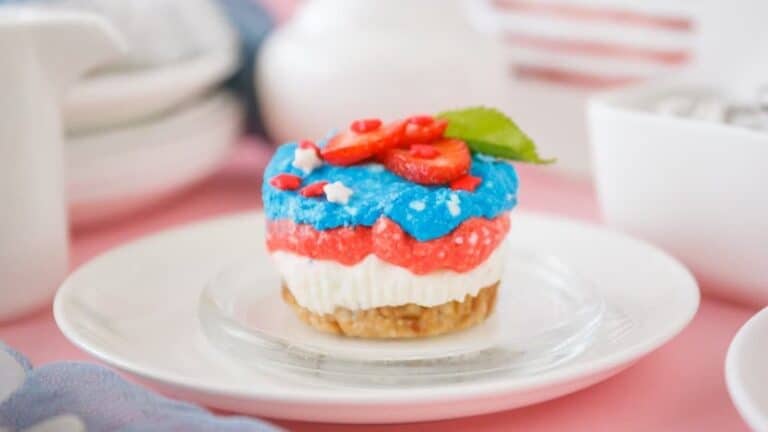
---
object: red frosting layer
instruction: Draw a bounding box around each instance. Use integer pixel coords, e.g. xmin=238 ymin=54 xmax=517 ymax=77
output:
xmin=266 ymin=214 xmax=510 ymax=275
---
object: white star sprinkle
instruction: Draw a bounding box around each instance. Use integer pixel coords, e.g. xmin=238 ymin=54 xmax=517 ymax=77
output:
xmin=292 ymin=146 xmax=323 ymax=174
xmin=323 ymin=181 xmax=354 ymax=205
xmin=446 ymin=193 xmax=461 ymax=217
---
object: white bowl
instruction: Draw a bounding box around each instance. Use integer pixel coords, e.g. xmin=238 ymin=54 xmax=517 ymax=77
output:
xmin=67 ymin=91 xmax=243 ymax=227
xmin=726 ymin=306 xmax=768 ymax=431
xmin=588 ymin=81 xmax=768 ymax=306
xmin=59 ymin=0 xmax=239 ymax=133
xmin=64 ymin=47 xmax=238 ymax=134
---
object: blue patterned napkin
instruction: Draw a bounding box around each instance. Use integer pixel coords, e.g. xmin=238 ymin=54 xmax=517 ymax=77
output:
xmin=0 ymin=342 xmax=281 ymax=432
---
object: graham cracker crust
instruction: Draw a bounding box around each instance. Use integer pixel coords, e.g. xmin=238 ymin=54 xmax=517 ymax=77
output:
xmin=281 ymin=282 xmax=499 ymax=339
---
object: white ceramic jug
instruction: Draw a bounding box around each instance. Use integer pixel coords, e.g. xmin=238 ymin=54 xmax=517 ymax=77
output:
xmin=0 ymin=7 xmax=123 ymax=321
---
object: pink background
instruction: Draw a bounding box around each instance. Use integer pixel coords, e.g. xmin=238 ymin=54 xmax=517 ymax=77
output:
xmin=0 ymin=1 xmax=758 ymax=429
xmin=0 ymin=142 xmax=756 ymax=431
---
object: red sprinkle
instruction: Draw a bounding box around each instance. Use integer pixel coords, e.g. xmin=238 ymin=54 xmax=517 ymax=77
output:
xmin=298 ymin=139 xmax=321 ymax=156
xmin=269 ymin=174 xmax=302 ymax=190
xmin=407 ymin=115 xmax=435 ymax=126
xmin=300 ymin=180 xmax=329 ymax=197
xmin=450 ymin=174 xmax=483 ymax=192
xmin=350 ymin=118 xmax=382 ymax=133
xmin=409 ymin=144 xmax=440 ymax=159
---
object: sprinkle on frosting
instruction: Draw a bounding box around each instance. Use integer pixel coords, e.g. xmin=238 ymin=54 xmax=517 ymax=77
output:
xmin=323 ymin=181 xmax=354 ymax=205
xmin=450 ymin=174 xmax=482 ymax=192
xmin=269 ymin=173 xmax=302 ymax=190
xmin=446 ymin=193 xmax=461 ymax=217
xmin=300 ymin=180 xmax=329 ymax=198
xmin=292 ymin=146 xmax=323 ymax=174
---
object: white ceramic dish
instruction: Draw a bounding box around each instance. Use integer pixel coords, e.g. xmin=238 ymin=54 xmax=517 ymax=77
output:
xmin=589 ymin=81 xmax=768 ymax=306
xmin=67 ymin=91 xmax=243 ymax=227
xmin=64 ymin=47 xmax=238 ymax=133
xmin=726 ymin=307 xmax=768 ymax=431
xmin=54 ymin=211 xmax=699 ymax=423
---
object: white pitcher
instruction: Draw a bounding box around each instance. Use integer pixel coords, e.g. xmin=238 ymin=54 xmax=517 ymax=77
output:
xmin=0 ymin=7 xmax=123 ymax=321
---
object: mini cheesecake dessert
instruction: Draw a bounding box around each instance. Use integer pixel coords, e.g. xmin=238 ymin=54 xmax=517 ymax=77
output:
xmin=263 ymin=108 xmax=548 ymax=338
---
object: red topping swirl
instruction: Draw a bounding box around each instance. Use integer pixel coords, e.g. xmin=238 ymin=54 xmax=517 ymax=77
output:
xmin=266 ymin=214 xmax=510 ymax=274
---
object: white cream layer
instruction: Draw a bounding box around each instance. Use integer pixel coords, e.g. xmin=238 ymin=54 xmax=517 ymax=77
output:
xmin=271 ymin=246 xmax=505 ymax=314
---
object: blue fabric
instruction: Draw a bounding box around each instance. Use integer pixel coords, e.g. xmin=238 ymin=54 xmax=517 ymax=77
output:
xmin=215 ymin=0 xmax=274 ymax=135
xmin=0 ymin=342 xmax=282 ymax=432
xmin=263 ymin=142 xmax=520 ymax=241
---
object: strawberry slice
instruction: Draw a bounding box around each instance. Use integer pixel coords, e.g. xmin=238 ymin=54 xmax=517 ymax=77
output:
xmin=379 ymin=139 xmax=471 ymax=185
xmin=321 ymin=120 xmax=407 ymax=166
xmin=402 ymin=116 xmax=448 ymax=146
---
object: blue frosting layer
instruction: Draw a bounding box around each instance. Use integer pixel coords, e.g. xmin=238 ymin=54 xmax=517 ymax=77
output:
xmin=262 ymin=143 xmax=519 ymax=241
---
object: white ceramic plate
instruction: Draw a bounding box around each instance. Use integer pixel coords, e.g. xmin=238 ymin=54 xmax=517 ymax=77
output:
xmin=54 ymin=212 xmax=699 ymax=423
xmin=66 ymin=91 xmax=242 ymax=227
xmin=64 ymin=47 xmax=238 ymax=133
xmin=726 ymin=307 xmax=768 ymax=431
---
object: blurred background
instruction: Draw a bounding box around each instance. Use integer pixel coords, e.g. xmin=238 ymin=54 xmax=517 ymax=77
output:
xmin=1 ymin=0 xmax=767 ymax=319
xmin=3 ymin=0 xmax=766 ymax=224
xmin=2 ymin=3 xmax=767 ymax=429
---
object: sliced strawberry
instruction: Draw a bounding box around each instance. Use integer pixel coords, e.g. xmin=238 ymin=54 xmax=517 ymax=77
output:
xmin=402 ymin=117 xmax=448 ymax=146
xmin=379 ymin=139 xmax=471 ymax=185
xmin=300 ymin=180 xmax=329 ymax=197
xmin=321 ymin=120 xmax=407 ymax=166
xmin=269 ymin=173 xmax=302 ymax=190
xmin=450 ymin=174 xmax=482 ymax=192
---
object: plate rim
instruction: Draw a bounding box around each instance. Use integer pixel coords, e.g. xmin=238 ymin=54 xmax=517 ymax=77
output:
xmin=54 ymin=211 xmax=700 ymax=405
xmin=725 ymin=306 xmax=768 ymax=430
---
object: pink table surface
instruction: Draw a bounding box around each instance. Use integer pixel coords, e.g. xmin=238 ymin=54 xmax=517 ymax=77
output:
xmin=0 ymin=142 xmax=757 ymax=431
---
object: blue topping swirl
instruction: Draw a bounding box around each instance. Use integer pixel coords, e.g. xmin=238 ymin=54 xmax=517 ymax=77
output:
xmin=263 ymin=143 xmax=518 ymax=241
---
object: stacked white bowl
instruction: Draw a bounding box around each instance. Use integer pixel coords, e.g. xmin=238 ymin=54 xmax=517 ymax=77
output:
xmin=52 ymin=0 xmax=244 ymax=226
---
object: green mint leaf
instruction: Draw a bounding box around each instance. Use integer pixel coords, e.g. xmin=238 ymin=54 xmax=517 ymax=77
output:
xmin=437 ymin=107 xmax=554 ymax=164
